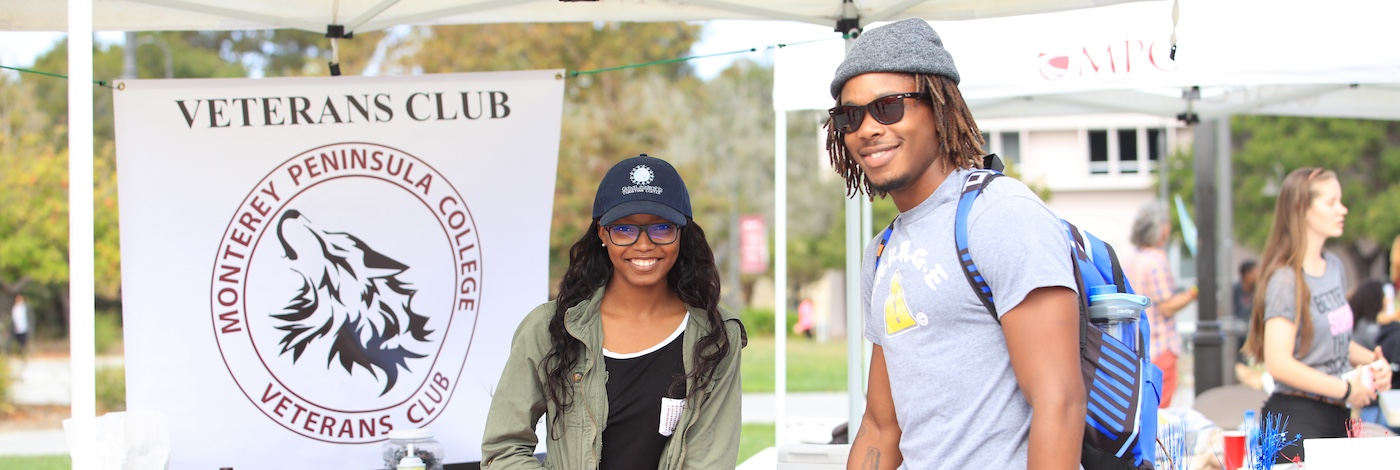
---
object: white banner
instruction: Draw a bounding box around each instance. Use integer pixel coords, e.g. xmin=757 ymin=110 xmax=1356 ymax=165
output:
xmin=113 ymin=70 xmax=564 ymax=469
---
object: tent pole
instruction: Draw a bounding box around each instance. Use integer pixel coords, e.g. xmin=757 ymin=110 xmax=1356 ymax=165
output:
xmin=840 ymin=23 xmax=866 ymax=443
xmin=1215 ymin=118 xmax=1236 ymax=384
xmin=774 ymin=108 xmax=788 ymax=446
xmin=1191 ymin=119 xmax=1224 ymax=396
xmin=844 ymin=168 xmax=863 ymax=438
xmin=68 ymin=0 xmax=98 ymax=468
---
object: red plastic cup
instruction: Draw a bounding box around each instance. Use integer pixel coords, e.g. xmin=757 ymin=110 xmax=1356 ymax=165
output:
xmin=1222 ymin=430 xmax=1247 ymax=470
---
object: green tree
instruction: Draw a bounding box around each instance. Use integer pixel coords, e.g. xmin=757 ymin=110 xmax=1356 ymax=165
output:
xmin=1230 ymin=116 xmax=1400 ymax=276
xmin=11 ymin=32 xmax=289 ymax=334
xmin=23 ymin=36 xmax=242 ymax=308
xmin=387 ymin=22 xmax=707 ymax=285
xmin=0 ymin=72 xmax=71 ymax=340
xmin=661 ymin=60 xmax=776 ymax=306
xmin=0 ymin=75 xmax=69 ymax=290
xmin=1168 ymin=117 xmax=1400 ymax=280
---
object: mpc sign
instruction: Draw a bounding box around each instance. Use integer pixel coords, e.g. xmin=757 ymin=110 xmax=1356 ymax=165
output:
xmin=115 ymin=71 xmax=562 ymax=469
xmin=1036 ymin=38 xmax=1177 ymax=81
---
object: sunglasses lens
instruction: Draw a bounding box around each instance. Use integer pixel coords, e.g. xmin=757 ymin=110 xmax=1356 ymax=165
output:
xmin=647 ymin=223 xmax=678 ymax=244
xmin=829 ymin=107 xmax=861 ymax=134
xmin=869 ymin=96 xmax=905 ymax=124
xmin=608 ymin=225 xmax=639 ymax=245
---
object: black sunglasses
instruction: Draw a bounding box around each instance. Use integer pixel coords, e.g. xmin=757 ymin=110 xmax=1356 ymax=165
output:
xmin=827 ymin=92 xmax=930 ymax=134
xmin=603 ymin=223 xmax=679 ymax=246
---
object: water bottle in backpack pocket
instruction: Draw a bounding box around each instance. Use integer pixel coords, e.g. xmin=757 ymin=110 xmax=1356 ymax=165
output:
xmin=1082 ymin=285 xmax=1161 ymax=469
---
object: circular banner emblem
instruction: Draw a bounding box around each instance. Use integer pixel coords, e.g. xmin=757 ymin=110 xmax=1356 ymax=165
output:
xmin=209 ymin=142 xmax=482 ymax=443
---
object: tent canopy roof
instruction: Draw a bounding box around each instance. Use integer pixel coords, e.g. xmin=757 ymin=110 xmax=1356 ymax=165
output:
xmin=0 ymin=0 xmax=1156 ymax=33
xmin=774 ymin=0 xmax=1400 ymax=121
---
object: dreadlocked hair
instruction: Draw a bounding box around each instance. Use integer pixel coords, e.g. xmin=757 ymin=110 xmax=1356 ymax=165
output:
xmin=540 ymin=218 xmax=730 ymax=438
xmin=824 ymin=73 xmax=985 ymax=200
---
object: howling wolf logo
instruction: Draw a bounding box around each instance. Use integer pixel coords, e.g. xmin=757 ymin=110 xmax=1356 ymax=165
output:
xmin=272 ymin=209 xmax=434 ymax=396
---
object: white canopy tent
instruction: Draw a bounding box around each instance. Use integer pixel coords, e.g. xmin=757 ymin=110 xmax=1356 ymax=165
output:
xmin=4 ymin=0 xmax=1153 ymax=32
xmin=5 ymin=1 xmax=1163 ymax=466
xmin=778 ymin=0 xmax=1400 ymax=120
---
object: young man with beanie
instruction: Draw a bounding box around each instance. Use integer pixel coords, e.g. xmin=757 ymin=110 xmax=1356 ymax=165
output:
xmin=826 ymin=19 xmax=1085 ymax=469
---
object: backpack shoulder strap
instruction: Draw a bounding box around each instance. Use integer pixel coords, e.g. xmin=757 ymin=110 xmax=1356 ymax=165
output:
xmin=954 ymin=169 xmax=1003 ymax=322
xmin=873 ymin=221 xmax=895 ymax=271
xmin=1065 ymin=220 xmax=1131 ymax=295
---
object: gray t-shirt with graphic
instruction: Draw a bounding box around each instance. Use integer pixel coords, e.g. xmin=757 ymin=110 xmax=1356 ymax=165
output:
xmin=1262 ymin=252 xmax=1353 ymax=395
xmin=862 ymin=169 xmax=1076 ymax=469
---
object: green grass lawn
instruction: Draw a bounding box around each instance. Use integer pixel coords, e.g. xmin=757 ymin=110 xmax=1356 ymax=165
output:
xmin=742 ymin=335 xmax=851 ymax=393
xmin=0 ymin=408 xmax=789 ymax=470
xmin=0 ymin=455 xmax=69 ymax=470
xmin=0 ymin=425 xmax=781 ymax=468
xmin=3 ymin=427 xmax=776 ymax=469
xmin=739 ymin=423 xmax=775 ymax=465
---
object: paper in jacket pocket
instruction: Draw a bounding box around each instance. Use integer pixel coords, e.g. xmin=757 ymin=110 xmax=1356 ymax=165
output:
xmin=658 ymin=397 xmax=685 ymax=437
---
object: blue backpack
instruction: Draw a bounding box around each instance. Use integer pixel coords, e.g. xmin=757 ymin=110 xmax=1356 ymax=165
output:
xmin=953 ymin=162 xmax=1162 ymax=469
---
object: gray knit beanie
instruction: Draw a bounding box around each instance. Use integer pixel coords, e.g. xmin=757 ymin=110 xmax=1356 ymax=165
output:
xmin=829 ymin=18 xmax=960 ymax=99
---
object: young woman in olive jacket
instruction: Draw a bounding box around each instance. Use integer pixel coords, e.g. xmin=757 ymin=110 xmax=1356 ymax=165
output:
xmin=482 ymin=155 xmax=745 ymax=469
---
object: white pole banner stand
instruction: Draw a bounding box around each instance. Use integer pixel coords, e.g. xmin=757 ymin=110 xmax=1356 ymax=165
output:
xmin=112 ymin=70 xmax=564 ymax=469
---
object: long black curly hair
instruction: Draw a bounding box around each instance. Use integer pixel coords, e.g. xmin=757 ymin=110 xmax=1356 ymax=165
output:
xmin=541 ymin=217 xmax=729 ymax=434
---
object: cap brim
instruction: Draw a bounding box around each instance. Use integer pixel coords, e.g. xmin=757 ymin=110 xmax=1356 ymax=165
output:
xmin=598 ymin=200 xmax=688 ymax=227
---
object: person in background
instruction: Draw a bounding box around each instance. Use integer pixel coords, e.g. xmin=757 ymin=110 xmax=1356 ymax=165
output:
xmin=1375 ymin=284 xmax=1399 ymax=392
xmin=1123 ymin=201 xmax=1198 ymax=408
xmin=793 ymin=299 xmax=815 ymax=339
xmin=481 ymin=155 xmax=745 ymax=469
xmin=10 ymin=294 xmax=28 ymax=357
xmin=1392 ymin=234 xmax=1400 ymax=289
xmin=1351 ymin=279 xmax=1398 ymax=430
xmin=1350 ymin=280 xmax=1389 ymax=350
xmin=827 ymin=18 xmax=1084 ymax=469
xmin=1241 ymin=167 xmax=1392 ymax=463
xmin=1234 ymin=260 xmax=1259 ymax=331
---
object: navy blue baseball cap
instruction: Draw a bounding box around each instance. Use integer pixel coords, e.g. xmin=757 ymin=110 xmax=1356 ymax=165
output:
xmin=592 ymin=154 xmax=692 ymax=227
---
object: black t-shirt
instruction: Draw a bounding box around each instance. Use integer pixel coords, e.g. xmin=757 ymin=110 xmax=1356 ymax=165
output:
xmin=598 ymin=320 xmax=688 ymax=470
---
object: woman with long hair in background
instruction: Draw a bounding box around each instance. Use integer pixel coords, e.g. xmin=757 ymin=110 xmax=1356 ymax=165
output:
xmin=482 ymin=154 xmax=744 ymax=469
xmin=1242 ymin=167 xmax=1392 ymax=462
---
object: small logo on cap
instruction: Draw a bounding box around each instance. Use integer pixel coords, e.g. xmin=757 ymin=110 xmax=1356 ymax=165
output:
xmin=630 ymin=165 xmax=655 ymax=185
xmin=622 ymin=164 xmax=663 ymax=195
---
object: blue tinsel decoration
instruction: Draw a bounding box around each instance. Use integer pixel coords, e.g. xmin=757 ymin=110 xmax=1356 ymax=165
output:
xmin=1249 ymin=412 xmax=1303 ymax=470
xmin=1158 ymin=420 xmax=1189 ymax=470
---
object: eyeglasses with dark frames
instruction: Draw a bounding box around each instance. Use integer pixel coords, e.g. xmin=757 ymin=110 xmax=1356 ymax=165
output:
xmin=603 ymin=223 xmax=679 ymax=246
xmin=827 ymin=92 xmax=930 ymax=134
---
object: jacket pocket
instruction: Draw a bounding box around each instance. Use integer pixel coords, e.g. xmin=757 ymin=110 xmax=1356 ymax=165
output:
xmin=570 ymin=370 xmax=588 ymax=427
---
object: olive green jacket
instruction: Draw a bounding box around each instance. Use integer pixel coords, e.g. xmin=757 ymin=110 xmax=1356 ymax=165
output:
xmin=481 ymin=287 xmax=746 ymax=469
